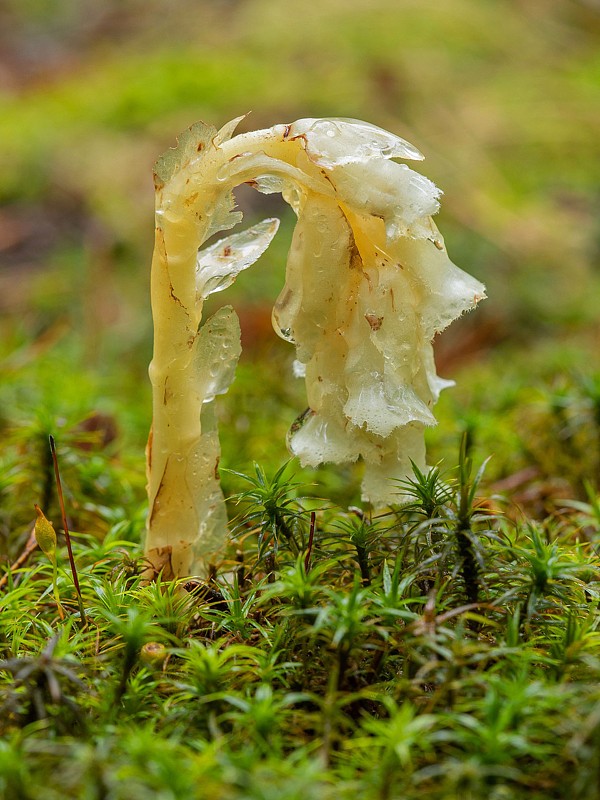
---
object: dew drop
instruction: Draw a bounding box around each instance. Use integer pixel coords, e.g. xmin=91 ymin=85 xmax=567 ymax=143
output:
xmin=279 ymin=327 xmax=295 ymax=343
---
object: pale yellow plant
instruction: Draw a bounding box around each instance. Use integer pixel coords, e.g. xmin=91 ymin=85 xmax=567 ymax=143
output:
xmin=145 ymin=117 xmax=485 ymax=578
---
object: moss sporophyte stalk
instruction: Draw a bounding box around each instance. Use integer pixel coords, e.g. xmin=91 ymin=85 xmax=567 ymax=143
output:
xmin=145 ymin=117 xmax=485 ymax=578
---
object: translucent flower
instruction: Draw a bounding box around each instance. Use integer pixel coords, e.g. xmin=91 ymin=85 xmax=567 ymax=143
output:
xmin=146 ymin=117 xmax=485 ymax=577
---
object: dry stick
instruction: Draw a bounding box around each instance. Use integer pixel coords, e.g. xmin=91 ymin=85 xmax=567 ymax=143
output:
xmin=49 ymin=435 xmax=87 ymax=626
xmin=0 ymin=527 xmax=38 ymax=591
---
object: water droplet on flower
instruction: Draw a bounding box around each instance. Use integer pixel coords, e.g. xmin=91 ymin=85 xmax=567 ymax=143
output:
xmin=216 ymin=163 xmax=232 ymax=182
xmin=279 ymin=327 xmax=295 ymax=343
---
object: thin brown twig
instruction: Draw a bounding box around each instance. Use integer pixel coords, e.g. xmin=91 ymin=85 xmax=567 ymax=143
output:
xmin=49 ymin=434 xmax=87 ymax=626
xmin=0 ymin=526 xmax=38 ymax=591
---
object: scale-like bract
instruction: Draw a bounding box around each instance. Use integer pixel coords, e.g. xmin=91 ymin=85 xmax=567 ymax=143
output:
xmin=146 ymin=117 xmax=485 ymax=577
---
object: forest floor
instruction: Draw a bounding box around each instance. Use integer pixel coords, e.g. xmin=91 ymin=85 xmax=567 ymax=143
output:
xmin=1 ymin=2 xmax=600 ymax=797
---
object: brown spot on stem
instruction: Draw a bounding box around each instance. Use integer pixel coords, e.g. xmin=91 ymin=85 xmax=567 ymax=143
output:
xmin=365 ymin=313 xmax=384 ymax=331
xmin=318 ymin=168 xmax=336 ymax=192
xmin=142 ymin=546 xmax=175 ymax=582
xmin=149 ymin=457 xmax=169 ymax=526
xmin=169 ymin=282 xmax=187 ymax=312
xmin=289 ymin=407 xmax=314 ymax=436
xmin=223 ymin=245 xmax=232 ymax=257
xmin=146 ymin=426 xmax=153 ymax=470
xmin=156 ymin=227 xmax=168 ymax=262
xmin=290 ymin=132 xmax=307 ymax=146
xmin=348 ymin=241 xmax=362 ymax=271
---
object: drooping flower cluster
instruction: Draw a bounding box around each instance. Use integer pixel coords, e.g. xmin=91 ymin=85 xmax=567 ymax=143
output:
xmin=146 ymin=117 xmax=485 ymax=577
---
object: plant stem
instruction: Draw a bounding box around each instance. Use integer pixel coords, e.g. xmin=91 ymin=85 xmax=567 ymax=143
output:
xmin=304 ymin=511 xmax=316 ymax=572
xmin=51 ymin=560 xmax=65 ymax=621
xmin=49 ymin=435 xmax=86 ymax=627
xmin=456 ymin=515 xmax=479 ymax=606
xmin=456 ymin=434 xmax=480 ymax=607
xmin=456 ymin=527 xmax=479 ymax=606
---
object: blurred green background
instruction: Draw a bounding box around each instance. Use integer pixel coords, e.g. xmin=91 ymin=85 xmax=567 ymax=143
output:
xmin=1 ymin=0 xmax=599 ymax=543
